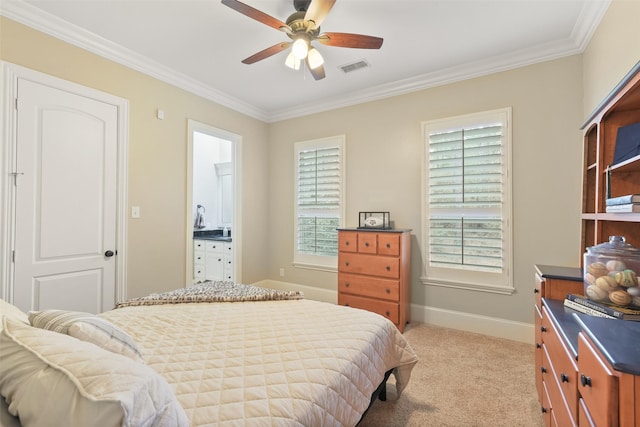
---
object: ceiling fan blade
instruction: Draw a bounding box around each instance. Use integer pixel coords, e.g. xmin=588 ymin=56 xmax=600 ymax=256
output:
xmin=304 ymin=0 xmax=336 ymax=30
xmin=306 ymin=58 xmax=326 ymax=80
xmin=318 ymin=32 xmax=383 ymax=49
xmin=241 ymin=42 xmax=291 ymax=64
xmin=221 ymin=0 xmax=291 ymax=33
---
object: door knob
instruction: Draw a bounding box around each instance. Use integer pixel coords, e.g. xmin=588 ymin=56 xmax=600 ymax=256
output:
xmin=104 ymin=250 xmax=115 ymax=257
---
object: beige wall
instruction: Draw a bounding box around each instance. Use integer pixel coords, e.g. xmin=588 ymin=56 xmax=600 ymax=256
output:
xmin=268 ymin=56 xmax=585 ymax=324
xmin=0 ymin=17 xmax=270 ymax=298
xmin=582 ymin=0 xmax=640 ymax=118
xmin=1 ymin=0 xmax=637 ymax=327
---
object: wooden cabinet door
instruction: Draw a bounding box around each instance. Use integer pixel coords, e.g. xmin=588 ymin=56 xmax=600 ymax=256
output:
xmin=578 ymin=333 xmax=618 ymax=427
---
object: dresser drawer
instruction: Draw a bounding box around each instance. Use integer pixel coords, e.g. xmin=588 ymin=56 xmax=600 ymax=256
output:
xmin=543 ymin=344 xmax=577 ymax=427
xmin=339 ymin=253 xmax=399 ymax=279
xmin=339 ymin=293 xmax=399 ymax=324
xmin=338 ymin=272 xmax=399 ymax=301
xmin=378 ymin=233 xmax=400 ymax=256
xmin=577 ymin=333 xmax=619 ymax=427
xmin=357 ymin=232 xmax=378 ymax=254
xmin=535 ymin=304 xmax=543 ymax=402
xmin=205 ymin=241 xmax=224 ymax=252
xmin=194 ymin=239 xmax=206 ymax=251
xmin=541 ymin=306 xmax=578 ymax=421
xmin=579 ymin=398 xmax=596 ymax=427
xmin=338 ymin=231 xmax=358 ymax=253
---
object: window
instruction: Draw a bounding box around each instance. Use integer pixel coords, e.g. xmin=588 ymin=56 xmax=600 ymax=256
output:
xmin=422 ymin=108 xmax=513 ymax=294
xmin=293 ymin=135 xmax=345 ymax=270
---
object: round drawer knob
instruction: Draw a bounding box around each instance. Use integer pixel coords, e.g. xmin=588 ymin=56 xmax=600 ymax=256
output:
xmin=386 ymin=288 xmax=390 ymax=293
xmin=580 ymin=374 xmax=592 ymax=387
xmin=386 ymin=243 xmax=391 ymax=248
xmin=386 ymin=266 xmax=391 ymax=271
xmin=540 ymin=326 xmax=547 ymax=333
xmin=345 ymin=241 xmax=350 ymax=246
xmin=534 ymin=288 xmax=540 ymax=294
xmin=540 ymin=367 xmax=547 ymax=374
xmin=345 ymin=261 xmax=350 ymax=267
xmin=560 ymin=373 xmax=569 ymax=383
xmin=365 ymin=242 xmax=369 ymax=247
xmin=541 ymin=407 xmax=548 ymax=414
xmin=385 ymin=311 xmax=390 ymax=316
xmin=536 ymin=343 xmax=541 ymax=349
xmin=345 ymin=283 xmax=350 ymax=287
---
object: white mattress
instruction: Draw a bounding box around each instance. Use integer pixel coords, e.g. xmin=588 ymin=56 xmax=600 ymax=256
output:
xmin=100 ymin=299 xmax=418 ymax=426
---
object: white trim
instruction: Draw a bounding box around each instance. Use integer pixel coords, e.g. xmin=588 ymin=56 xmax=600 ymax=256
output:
xmin=186 ymin=120 xmax=243 ymax=286
xmin=0 ymin=0 xmax=610 ymax=123
xmin=293 ymin=135 xmax=345 ymax=270
xmin=421 ymin=107 xmax=514 ymax=294
xmin=409 ymin=303 xmax=534 ymax=344
xmin=254 ymin=279 xmax=533 ymax=343
xmin=0 ymin=60 xmax=128 ymax=304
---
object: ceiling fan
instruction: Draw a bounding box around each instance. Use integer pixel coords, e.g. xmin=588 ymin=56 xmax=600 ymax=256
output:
xmin=221 ymin=0 xmax=384 ymax=80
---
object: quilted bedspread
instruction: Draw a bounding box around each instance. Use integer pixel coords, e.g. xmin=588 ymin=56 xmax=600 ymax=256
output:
xmin=100 ymin=299 xmax=418 ymax=427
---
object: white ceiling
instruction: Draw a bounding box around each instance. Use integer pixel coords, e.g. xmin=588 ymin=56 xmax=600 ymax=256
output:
xmin=2 ymin=0 xmax=610 ymax=122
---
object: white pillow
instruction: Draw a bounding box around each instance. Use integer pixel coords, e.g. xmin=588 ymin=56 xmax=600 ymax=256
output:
xmin=0 ymin=318 xmax=189 ymax=427
xmin=29 ymin=309 xmax=144 ymax=363
xmin=0 ymin=299 xmax=29 ymax=332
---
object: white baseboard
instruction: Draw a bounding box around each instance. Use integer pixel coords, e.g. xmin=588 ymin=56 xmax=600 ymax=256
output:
xmin=410 ymin=304 xmax=534 ymax=344
xmin=254 ymin=280 xmax=534 ymax=344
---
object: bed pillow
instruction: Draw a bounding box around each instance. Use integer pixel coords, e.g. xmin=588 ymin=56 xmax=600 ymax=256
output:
xmin=0 ymin=317 xmax=189 ymax=427
xmin=28 ymin=309 xmax=144 ymax=363
xmin=0 ymin=299 xmax=29 ymax=331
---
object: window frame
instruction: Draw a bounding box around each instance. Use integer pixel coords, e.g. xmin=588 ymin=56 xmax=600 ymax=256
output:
xmin=293 ymin=135 xmax=345 ymax=272
xmin=421 ymin=108 xmax=514 ymax=294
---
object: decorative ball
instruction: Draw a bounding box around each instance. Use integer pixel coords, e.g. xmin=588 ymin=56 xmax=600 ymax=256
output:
xmin=585 ymin=285 xmax=608 ymax=301
xmin=626 ymin=286 xmax=640 ymax=297
xmin=609 ymin=290 xmax=632 ymax=306
xmin=587 ymin=262 xmax=608 ymax=278
xmin=615 ymin=269 xmax=638 ymax=288
xmin=606 ymin=260 xmax=626 ymax=271
xmin=595 ymin=275 xmax=618 ymax=292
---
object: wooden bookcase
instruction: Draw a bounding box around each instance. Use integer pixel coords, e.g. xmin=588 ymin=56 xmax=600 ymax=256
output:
xmin=581 ymin=61 xmax=640 ymax=257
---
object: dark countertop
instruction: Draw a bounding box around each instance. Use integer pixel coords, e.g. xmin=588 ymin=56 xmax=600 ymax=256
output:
xmin=543 ymin=298 xmax=640 ymax=376
xmin=194 ymin=230 xmax=232 ymax=242
xmin=536 ymin=264 xmax=583 ymax=282
xmin=573 ymin=313 xmax=640 ymax=376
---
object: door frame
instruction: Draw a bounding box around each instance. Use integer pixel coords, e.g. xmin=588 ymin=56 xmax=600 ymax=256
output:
xmin=186 ymin=120 xmax=242 ymax=285
xmin=0 ymin=61 xmax=129 ymax=304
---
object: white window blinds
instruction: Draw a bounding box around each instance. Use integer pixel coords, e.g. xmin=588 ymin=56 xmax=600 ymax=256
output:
xmin=294 ymin=136 xmax=344 ymax=268
xmin=422 ymin=109 xmax=513 ymax=293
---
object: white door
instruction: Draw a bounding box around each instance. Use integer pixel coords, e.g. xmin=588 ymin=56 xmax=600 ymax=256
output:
xmin=13 ymin=78 xmax=118 ymax=313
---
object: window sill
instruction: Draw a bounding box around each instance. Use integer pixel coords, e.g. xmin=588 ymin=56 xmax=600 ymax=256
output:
xmin=292 ymin=261 xmax=337 ymax=274
xmin=420 ymin=276 xmax=515 ymax=295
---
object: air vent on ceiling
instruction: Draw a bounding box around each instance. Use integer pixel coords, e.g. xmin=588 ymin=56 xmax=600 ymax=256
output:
xmin=339 ymin=59 xmax=370 ymax=74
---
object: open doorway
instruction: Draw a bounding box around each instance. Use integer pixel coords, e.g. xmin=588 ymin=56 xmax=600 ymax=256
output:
xmin=186 ymin=120 xmax=242 ymax=286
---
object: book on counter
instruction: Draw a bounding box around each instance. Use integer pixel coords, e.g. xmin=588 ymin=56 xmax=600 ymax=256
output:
xmin=565 ymin=294 xmax=640 ymax=321
xmin=606 ymin=194 xmax=640 ymax=206
xmin=605 ymin=203 xmax=640 ymax=213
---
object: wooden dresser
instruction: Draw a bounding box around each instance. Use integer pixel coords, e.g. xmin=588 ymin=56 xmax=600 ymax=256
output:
xmin=535 ymin=265 xmax=640 ymax=427
xmin=337 ymin=228 xmax=411 ymax=332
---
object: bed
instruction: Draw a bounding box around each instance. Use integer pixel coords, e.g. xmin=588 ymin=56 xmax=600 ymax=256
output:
xmin=0 ymin=282 xmax=418 ymax=426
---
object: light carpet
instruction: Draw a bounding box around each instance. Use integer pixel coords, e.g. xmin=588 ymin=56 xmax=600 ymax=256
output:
xmin=361 ymin=322 xmax=545 ymax=427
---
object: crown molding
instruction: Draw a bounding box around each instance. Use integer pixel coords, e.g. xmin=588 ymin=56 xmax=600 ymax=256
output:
xmin=1 ymin=0 xmax=610 ymax=123
xmin=0 ymin=0 xmax=269 ymax=121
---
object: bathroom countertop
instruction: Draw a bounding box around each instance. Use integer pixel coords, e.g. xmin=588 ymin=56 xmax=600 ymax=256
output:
xmin=194 ymin=230 xmax=232 ymax=242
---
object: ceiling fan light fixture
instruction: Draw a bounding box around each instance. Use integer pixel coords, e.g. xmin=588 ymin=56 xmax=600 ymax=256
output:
xmin=285 ymin=51 xmax=302 ymax=70
xmin=291 ymin=38 xmax=309 ymax=59
xmin=307 ymin=47 xmax=324 ymax=70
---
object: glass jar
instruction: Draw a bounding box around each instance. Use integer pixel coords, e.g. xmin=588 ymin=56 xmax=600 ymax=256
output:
xmin=584 ymin=236 xmax=640 ymax=308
